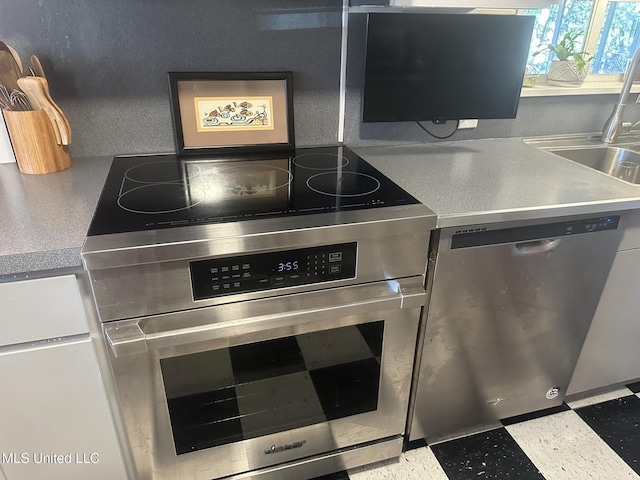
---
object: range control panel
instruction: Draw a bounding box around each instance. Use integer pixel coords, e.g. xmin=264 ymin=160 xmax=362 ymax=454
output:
xmin=190 ymin=242 xmax=357 ymax=300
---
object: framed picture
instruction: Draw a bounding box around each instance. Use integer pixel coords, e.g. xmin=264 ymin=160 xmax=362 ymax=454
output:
xmin=168 ymin=72 xmax=295 ymax=155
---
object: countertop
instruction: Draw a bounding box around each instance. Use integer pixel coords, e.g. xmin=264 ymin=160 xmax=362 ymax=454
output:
xmin=354 ymin=138 xmax=640 ymax=229
xmin=0 ymin=156 xmax=112 ymax=278
xmin=3 ymin=137 xmax=640 ymax=276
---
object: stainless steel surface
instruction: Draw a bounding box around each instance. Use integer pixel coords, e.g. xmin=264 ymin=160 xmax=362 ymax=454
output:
xmin=104 ymin=278 xmax=426 ymax=358
xmin=526 ymin=133 xmax=640 ymax=185
xmin=601 ymin=48 xmax=640 ymax=144
xmin=76 ymin=271 xmax=136 ymax=480
xmin=82 ymin=204 xmax=433 ymax=270
xmin=524 ymin=132 xmax=640 ymax=150
xmin=542 ymin=146 xmax=640 ymax=184
xmin=409 ymin=212 xmax=625 ymax=443
xmin=220 ymin=437 xmax=402 ymax=480
xmin=106 ymin=277 xmax=423 ymax=480
xmin=83 ymin=193 xmax=434 ymax=479
xmin=83 ymin=205 xmax=434 ymax=321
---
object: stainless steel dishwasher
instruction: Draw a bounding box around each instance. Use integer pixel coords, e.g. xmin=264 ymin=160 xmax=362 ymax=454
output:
xmin=409 ymin=212 xmax=626 ymax=444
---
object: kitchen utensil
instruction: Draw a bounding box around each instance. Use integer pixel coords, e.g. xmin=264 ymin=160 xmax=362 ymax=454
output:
xmin=0 ymin=49 xmax=21 ymax=91
xmin=7 ymin=45 xmax=23 ymax=75
xmin=38 ymin=76 xmax=71 ymax=143
xmin=9 ymin=89 xmax=32 ymax=111
xmin=2 ymin=109 xmax=71 ymax=174
xmin=17 ymin=76 xmax=69 ymax=145
xmin=21 ymin=75 xmax=71 ymax=143
xmin=0 ymin=85 xmax=32 ymax=111
xmin=0 ymin=85 xmax=12 ymax=110
xmin=30 ymin=54 xmax=46 ymax=79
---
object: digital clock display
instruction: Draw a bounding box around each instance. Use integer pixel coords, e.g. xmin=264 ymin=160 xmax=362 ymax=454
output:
xmin=190 ymin=242 xmax=357 ymax=300
xmin=276 ymin=261 xmax=299 ymax=273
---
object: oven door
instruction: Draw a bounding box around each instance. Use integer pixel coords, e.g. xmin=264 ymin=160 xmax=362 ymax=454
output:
xmin=104 ymin=277 xmax=424 ymax=480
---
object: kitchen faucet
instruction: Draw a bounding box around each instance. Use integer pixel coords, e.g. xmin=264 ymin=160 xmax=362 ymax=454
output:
xmin=601 ymin=48 xmax=640 ymax=143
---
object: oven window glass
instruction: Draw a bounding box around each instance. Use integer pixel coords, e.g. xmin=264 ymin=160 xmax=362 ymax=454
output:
xmin=160 ymin=321 xmax=384 ymax=455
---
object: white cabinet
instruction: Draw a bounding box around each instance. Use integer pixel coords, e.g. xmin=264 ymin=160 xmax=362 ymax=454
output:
xmin=0 ymin=275 xmax=127 ymax=480
xmin=568 ymin=210 xmax=640 ymax=395
xmin=0 ymin=276 xmax=88 ymax=346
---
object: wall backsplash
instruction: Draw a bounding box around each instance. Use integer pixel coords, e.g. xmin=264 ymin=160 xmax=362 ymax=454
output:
xmin=0 ymin=0 xmax=343 ymax=157
xmin=1 ymin=2 xmax=636 ymax=158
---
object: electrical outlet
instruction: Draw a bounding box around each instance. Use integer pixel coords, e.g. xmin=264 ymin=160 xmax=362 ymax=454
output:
xmin=459 ymin=119 xmax=478 ymax=129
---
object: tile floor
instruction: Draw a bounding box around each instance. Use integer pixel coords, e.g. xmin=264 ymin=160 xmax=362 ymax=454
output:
xmin=313 ymin=382 xmax=640 ymax=480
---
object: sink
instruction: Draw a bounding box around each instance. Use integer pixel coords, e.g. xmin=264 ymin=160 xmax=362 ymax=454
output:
xmin=544 ymin=146 xmax=640 ymax=184
xmin=523 ymin=135 xmax=640 ymax=185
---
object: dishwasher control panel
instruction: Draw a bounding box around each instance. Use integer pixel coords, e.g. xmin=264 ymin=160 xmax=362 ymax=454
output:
xmin=190 ymin=242 xmax=357 ymax=300
xmin=451 ymin=215 xmax=620 ymax=249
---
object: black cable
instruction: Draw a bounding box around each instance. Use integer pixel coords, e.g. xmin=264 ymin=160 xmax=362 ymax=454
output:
xmin=416 ymin=120 xmax=460 ymax=140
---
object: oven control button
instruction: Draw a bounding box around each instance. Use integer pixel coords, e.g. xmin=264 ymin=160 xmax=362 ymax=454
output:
xmin=212 ymin=285 xmax=220 ymax=291
xmin=242 ymin=264 xmax=251 ymax=270
xmin=329 ymin=265 xmax=341 ymax=274
xmin=233 ymin=282 xmax=240 ymax=288
xmin=210 ymin=267 xmax=219 ymax=274
xmin=329 ymin=252 xmax=342 ymax=262
xmin=242 ymin=272 xmax=251 ymax=278
xmin=223 ymin=283 xmax=231 ymax=289
xmin=232 ymin=265 xmax=240 ymax=271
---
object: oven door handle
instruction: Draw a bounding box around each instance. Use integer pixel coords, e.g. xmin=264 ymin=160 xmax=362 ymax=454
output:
xmin=104 ymin=277 xmax=426 ymax=358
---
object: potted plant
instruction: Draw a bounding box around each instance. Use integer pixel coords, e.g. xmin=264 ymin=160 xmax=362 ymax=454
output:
xmin=534 ymin=31 xmax=594 ymax=87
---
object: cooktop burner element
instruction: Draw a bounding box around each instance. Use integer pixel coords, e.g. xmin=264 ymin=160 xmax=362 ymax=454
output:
xmin=117 ymin=183 xmax=206 ymax=214
xmin=307 ymin=172 xmax=380 ymax=197
xmin=124 ymin=161 xmax=202 ymax=184
xmin=292 ymin=153 xmax=349 ymax=170
xmin=87 ymin=146 xmax=420 ymax=236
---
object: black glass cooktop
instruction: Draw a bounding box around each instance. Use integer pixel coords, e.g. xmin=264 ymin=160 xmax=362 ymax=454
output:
xmin=87 ymin=146 xmax=419 ymax=236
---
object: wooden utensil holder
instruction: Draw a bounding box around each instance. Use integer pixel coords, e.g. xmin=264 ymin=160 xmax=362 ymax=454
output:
xmin=2 ymin=109 xmax=71 ymax=174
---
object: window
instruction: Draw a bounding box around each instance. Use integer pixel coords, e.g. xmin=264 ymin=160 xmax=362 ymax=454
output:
xmin=521 ymin=0 xmax=640 ymax=76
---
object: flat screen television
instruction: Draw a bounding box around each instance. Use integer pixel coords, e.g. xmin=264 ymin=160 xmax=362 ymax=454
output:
xmin=362 ymin=13 xmax=535 ymax=123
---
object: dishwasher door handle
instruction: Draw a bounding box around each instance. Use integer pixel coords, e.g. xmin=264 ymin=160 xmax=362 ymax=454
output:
xmin=512 ymin=238 xmax=561 ymax=255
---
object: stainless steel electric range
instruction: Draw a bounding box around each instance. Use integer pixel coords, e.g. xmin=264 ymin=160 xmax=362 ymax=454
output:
xmin=82 ymin=145 xmax=436 ymax=480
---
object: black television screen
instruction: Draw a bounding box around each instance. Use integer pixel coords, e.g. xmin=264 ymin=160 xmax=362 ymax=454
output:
xmin=363 ymin=13 xmax=535 ymax=123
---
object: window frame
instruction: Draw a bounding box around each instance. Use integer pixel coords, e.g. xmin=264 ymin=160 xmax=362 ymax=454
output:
xmin=519 ymin=0 xmax=640 ymax=85
xmin=583 ymin=0 xmax=640 ymax=77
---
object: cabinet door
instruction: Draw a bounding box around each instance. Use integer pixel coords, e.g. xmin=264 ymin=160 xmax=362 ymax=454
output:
xmin=0 ymin=338 xmax=127 ymax=480
xmin=0 ymin=275 xmax=88 ymax=346
xmin=568 ymin=248 xmax=640 ymax=395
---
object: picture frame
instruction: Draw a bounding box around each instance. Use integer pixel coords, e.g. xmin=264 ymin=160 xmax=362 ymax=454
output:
xmin=168 ymin=72 xmax=295 ymax=155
